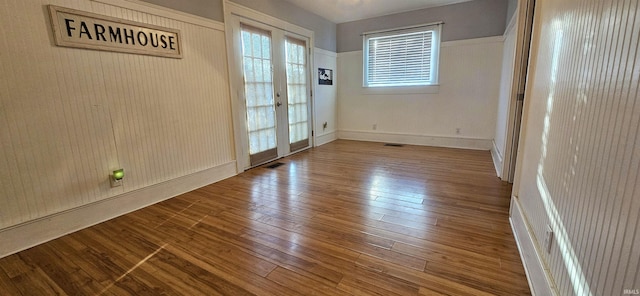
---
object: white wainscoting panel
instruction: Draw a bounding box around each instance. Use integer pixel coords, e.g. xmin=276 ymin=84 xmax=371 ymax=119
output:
xmin=510 ymin=196 xmax=558 ymax=295
xmin=0 ymin=161 xmax=236 ymax=258
xmin=494 ymin=11 xmax=519 ymax=178
xmin=514 ymin=0 xmax=640 ymax=294
xmin=337 ymin=36 xmax=503 ymax=149
xmin=0 ymin=0 xmax=235 ymax=254
xmin=339 ymin=130 xmax=492 ymax=150
xmin=491 ymin=139 xmax=503 ymax=177
xmin=313 ymin=47 xmax=338 ymax=147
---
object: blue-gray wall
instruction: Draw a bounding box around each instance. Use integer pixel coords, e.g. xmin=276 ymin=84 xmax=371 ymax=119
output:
xmin=506 ymin=0 xmax=518 ymax=26
xmin=139 ymin=0 xmax=510 ymax=53
xmin=336 ymin=0 xmax=509 ymax=52
xmin=141 ymin=0 xmax=337 ymax=52
xmin=230 ymin=0 xmax=337 ymax=52
xmin=141 ymin=0 xmax=224 ymax=22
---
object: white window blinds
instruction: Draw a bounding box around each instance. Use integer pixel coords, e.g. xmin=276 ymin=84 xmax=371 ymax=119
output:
xmin=363 ymin=23 xmax=441 ymax=87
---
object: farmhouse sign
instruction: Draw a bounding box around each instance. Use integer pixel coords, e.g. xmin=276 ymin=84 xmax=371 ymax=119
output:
xmin=48 ymin=5 xmax=182 ymax=58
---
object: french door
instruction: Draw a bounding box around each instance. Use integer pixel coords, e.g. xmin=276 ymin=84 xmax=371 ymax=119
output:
xmin=229 ymin=17 xmax=312 ymax=169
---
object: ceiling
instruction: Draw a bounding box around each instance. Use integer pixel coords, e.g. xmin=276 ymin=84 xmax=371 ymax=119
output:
xmin=280 ymin=0 xmax=473 ymax=23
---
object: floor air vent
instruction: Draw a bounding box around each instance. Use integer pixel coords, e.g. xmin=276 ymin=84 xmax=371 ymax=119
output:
xmin=264 ymin=162 xmax=285 ymax=169
xmin=384 ymin=143 xmax=404 ymax=147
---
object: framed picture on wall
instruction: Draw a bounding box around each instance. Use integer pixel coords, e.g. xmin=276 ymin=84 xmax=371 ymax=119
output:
xmin=318 ymin=68 xmax=333 ymax=85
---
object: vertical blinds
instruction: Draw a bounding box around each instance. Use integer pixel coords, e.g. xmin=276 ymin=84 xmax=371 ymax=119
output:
xmin=365 ymin=27 xmax=437 ymax=87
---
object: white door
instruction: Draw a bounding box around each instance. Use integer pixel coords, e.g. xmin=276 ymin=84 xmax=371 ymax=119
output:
xmin=232 ymin=20 xmax=312 ymax=168
xmin=284 ymin=36 xmax=311 ymax=153
xmin=240 ymin=24 xmax=279 ymax=165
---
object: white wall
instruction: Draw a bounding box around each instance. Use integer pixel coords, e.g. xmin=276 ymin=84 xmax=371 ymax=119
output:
xmin=337 ymin=37 xmax=503 ymax=149
xmin=512 ymin=0 xmax=640 ymax=294
xmin=313 ymin=48 xmax=338 ymax=146
xmin=493 ymin=13 xmax=519 ymax=176
xmin=0 ymin=0 xmax=235 ymax=257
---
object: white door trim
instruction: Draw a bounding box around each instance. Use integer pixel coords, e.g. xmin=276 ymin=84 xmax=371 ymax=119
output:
xmin=224 ymin=1 xmax=315 ymax=172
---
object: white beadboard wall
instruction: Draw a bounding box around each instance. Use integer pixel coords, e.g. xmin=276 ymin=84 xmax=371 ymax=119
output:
xmin=493 ymin=13 xmax=518 ymax=177
xmin=513 ymin=0 xmax=640 ymax=295
xmin=0 ymin=0 xmax=234 ymax=250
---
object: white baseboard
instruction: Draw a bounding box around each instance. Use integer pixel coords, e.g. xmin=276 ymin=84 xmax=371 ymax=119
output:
xmin=0 ymin=161 xmax=237 ymax=258
xmin=315 ymin=130 xmax=338 ymax=147
xmin=510 ymin=196 xmax=558 ymax=296
xmin=491 ymin=140 xmax=503 ymax=177
xmin=338 ymin=130 xmax=493 ymax=150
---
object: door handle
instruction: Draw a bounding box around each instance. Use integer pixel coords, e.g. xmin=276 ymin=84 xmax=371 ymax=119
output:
xmin=276 ymin=102 xmax=282 ymax=107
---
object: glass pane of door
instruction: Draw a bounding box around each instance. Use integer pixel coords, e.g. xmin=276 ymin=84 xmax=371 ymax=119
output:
xmin=285 ymin=37 xmax=310 ymax=152
xmin=241 ymin=25 xmax=278 ymax=165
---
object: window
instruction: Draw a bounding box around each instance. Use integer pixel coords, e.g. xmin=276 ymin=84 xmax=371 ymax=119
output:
xmin=363 ymin=23 xmax=441 ymax=87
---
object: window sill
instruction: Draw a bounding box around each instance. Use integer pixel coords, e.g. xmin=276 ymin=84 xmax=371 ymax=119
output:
xmin=361 ymin=84 xmax=440 ymax=95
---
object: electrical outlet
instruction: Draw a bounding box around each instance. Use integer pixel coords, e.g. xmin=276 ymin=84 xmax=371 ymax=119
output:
xmin=544 ymin=224 xmax=554 ymax=253
xmin=373 ymin=124 xmax=377 ymax=130
xmin=323 ymin=122 xmax=327 ymax=130
xmin=456 ymin=128 xmax=461 ymax=135
xmin=110 ymin=176 xmax=123 ymax=187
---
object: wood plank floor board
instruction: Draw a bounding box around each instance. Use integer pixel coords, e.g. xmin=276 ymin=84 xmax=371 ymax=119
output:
xmin=0 ymin=253 xmax=33 ymax=279
xmin=424 ymin=260 xmax=531 ymax=295
xmin=19 ymin=242 xmax=105 ymax=295
xmin=242 ymin=228 xmax=357 ymax=277
xmin=179 ymin=231 xmax=279 ymax=278
xmin=266 ymin=266 xmax=347 ymax=296
xmin=338 ymin=263 xmax=421 ymax=296
xmin=0 ymin=269 xmax=21 ymax=295
xmin=391 ymin=240 xmax=507 ymax=274
xmin=418 ymin=286 xmax=449 ymax=296
xmin=310 ymin=209 xmax=521 ymax=263
xmin=57 ymin=236 xmax=128 ymax=287
xmin=217 ymin=210 xmax=363 ymax=266
xmin=400 ymin=240 xmax=527 ymax=282
xmin=144 ymin=248 xmax=253 ymax=296
xmin=186 ymin=217 xmax=347 ymax=287
xmin=0 ymin=140 xmax=530 ymax=295
xmin=10 ymin=266 xmax=68 ymax=296
xmin=355 ymin=253 xmax=497 ymax=296
xmin=233 ymin=206 xmax=430 ymax=271
xmin=106 ymin=215 xmax=174 ymax=246
xmin=165 ymin=244 xmax=302 ymax=296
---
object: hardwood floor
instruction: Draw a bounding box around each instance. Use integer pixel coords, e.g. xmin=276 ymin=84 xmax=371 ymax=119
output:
xmin=0 ymin=140 xmax=530 ymax=295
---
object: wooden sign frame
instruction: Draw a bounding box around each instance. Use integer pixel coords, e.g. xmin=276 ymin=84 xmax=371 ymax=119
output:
xmin=48 ymin=5 xmax=183 ymax=59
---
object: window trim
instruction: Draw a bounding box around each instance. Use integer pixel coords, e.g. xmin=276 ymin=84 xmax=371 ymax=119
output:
xmin=362 ymin=22 xmax=442 ymax=88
